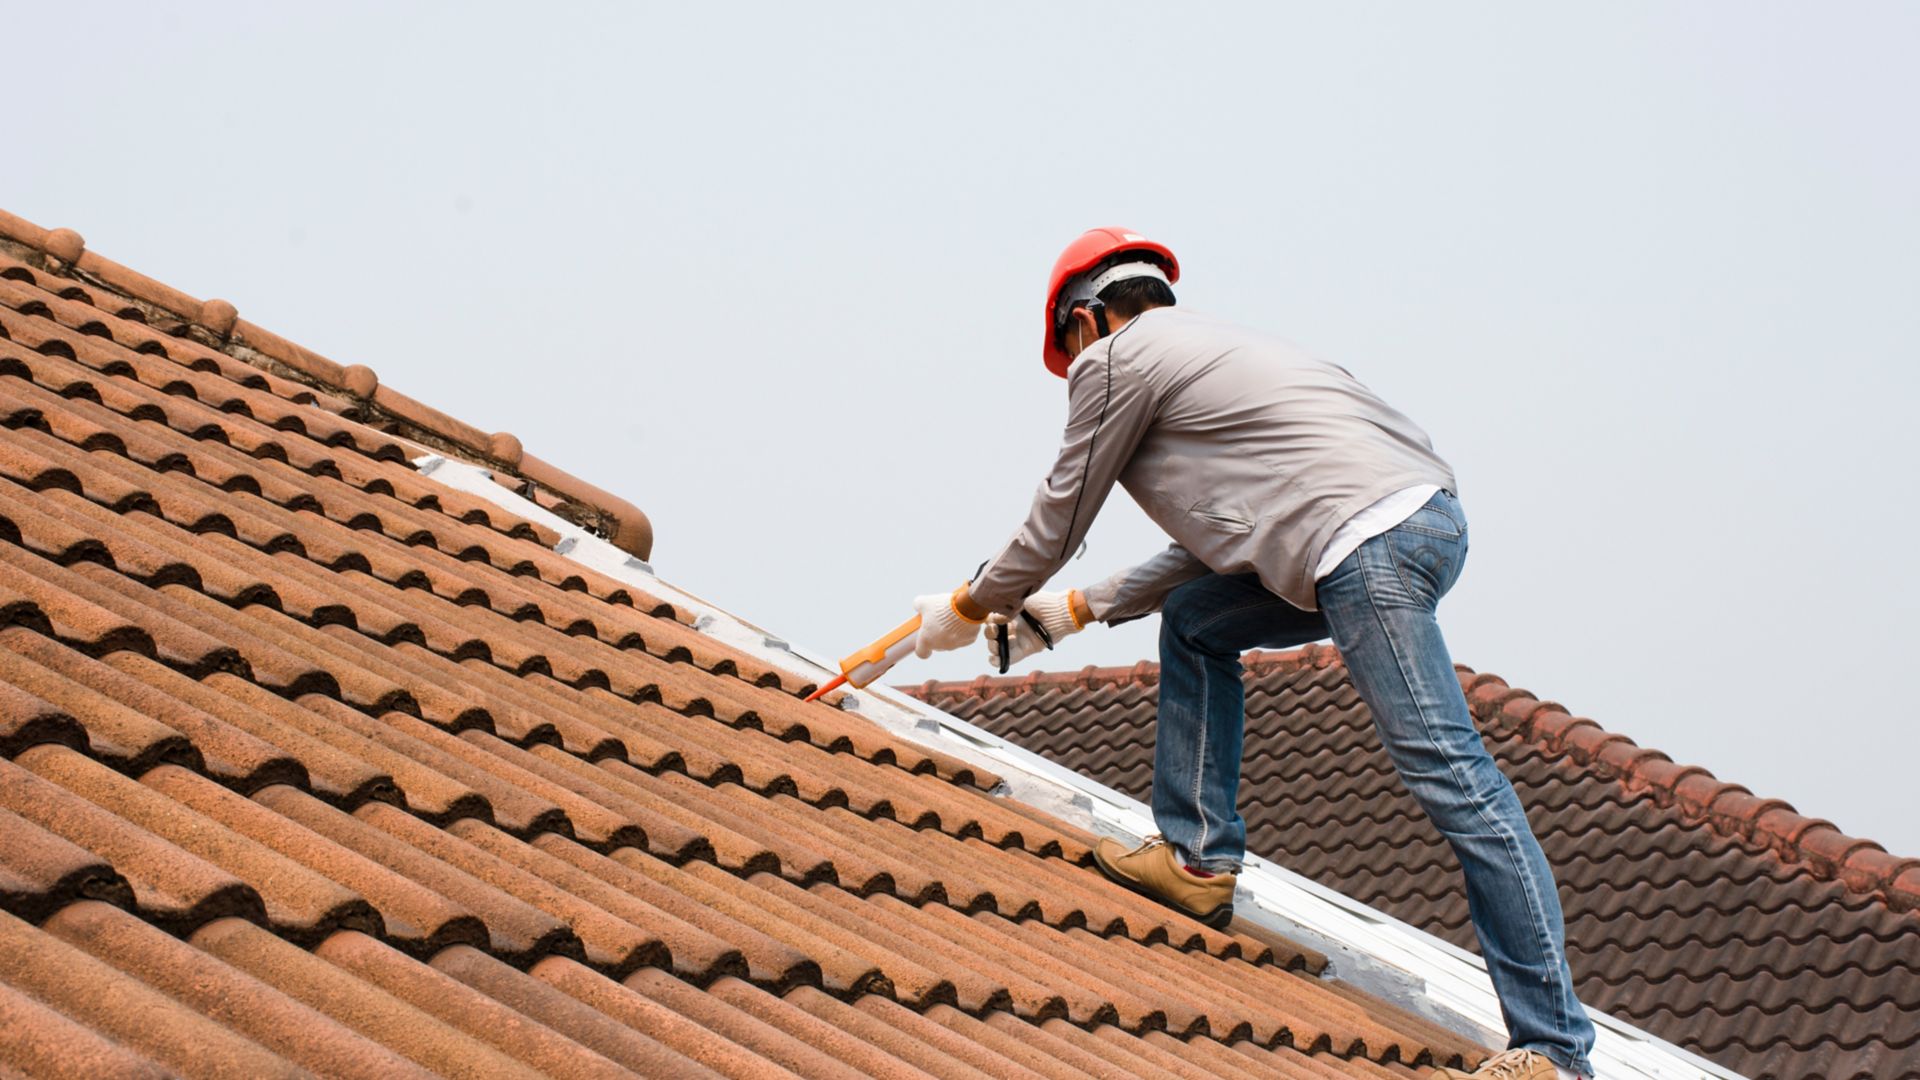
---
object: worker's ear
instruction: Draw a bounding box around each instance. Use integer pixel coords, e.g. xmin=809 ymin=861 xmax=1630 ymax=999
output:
xmin=1066 ymin=306 xmax=1101 ymax=351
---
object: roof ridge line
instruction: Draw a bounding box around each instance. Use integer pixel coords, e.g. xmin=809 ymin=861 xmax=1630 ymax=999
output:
xmin=1452 ymin=667 xmax=1920 ymax=912
xmin=0 ymin=207 xmax=652 ymax=560
xmin=910 ymin=646 xmax=1920 ymax=912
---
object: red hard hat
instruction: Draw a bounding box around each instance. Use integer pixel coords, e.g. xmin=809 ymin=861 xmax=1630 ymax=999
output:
xmin=1042 ymin=226 xmax=1180 ymax=378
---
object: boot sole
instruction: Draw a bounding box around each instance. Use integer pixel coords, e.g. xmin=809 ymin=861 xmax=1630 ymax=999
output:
xmin=1091 ymin=849 xmax=1235 ymax=930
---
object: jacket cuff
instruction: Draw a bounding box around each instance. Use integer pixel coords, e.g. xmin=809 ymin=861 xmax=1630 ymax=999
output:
xmin=951 ymin=584 xmax=988 ymax=623
xmin=1067 ymin=589 xmax=1093 ymax=628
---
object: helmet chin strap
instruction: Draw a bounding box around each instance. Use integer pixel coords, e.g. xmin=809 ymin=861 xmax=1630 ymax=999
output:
xmin=1074 ymin=303 xmax=1113 ymax=355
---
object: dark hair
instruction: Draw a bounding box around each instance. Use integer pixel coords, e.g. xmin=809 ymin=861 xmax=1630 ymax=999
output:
xmin=1097 ymin=271 xmax=1176 ymax=321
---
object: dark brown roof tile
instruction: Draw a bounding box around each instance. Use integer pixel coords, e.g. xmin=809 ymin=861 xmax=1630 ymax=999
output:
xmin=913 ymin=656 xmax=1917 ymax=1077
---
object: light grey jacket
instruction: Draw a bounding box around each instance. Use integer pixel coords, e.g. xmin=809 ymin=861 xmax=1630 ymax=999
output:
xmin=969 ymin=307 xmax=1456 ymax=619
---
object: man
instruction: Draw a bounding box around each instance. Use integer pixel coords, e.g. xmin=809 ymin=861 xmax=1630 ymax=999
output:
xmin=908 ymin=228 xmax=1597 ymax=1080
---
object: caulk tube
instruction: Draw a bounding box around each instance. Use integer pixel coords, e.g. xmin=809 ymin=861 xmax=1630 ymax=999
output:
xmin=841 ymin=615 xmax=922 ymax=688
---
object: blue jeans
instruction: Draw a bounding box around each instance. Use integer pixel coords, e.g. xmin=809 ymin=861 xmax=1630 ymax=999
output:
xmin=1152 ymin=490 xmax=1595 ymax=1075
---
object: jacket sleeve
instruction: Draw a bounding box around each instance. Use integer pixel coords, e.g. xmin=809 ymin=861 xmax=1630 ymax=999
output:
xmin=1081 ymin=543 xmax=1211 ymax=624
xmin=967 ymin=347 xmax=1158 ymax=616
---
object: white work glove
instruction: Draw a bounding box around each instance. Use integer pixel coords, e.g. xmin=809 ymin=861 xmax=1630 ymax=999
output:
xmin=983 ymin=589 xmax=1086 ymax=673
xmin=912 ymin=585 xmax=985 ymax=659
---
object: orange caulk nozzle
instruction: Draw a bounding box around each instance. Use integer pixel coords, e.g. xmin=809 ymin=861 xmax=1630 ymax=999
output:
xmin=803 ymin=672 xmax=849 ymax=704
xmin=801 ymin=614 xmax=924 ymax=705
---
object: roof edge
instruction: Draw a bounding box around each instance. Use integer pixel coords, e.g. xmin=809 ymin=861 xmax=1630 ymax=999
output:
xmin=906 ymin=644 xmax=1920 ymax=913
xmin=0 ymin=207 xmax=652 ymax=560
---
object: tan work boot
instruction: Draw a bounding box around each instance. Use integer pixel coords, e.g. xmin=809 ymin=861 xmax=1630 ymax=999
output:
xmin=1092 ymin=834 xmax=1236 ymax=928
xmin=1431 ymin=1048 xmax=1577 ymax=1079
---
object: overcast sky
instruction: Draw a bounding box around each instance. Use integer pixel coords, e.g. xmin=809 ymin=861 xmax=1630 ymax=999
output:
xmin=12 ymin=3 xmax=1916 ymax=856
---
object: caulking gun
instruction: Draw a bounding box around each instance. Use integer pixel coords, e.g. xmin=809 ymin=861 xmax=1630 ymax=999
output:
xmin=803 ymin=615 xmax=923 ymax=702
xmin=802 ymin=607 xmax=1053 ymax=703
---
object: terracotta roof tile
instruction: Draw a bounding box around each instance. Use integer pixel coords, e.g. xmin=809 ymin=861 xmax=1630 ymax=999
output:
xmin=0 ymin=976 xmax=172 ymax=1080
xmin=0 ymin=753 xmax=259 ymax=931
xmin=192 ymin=917 xmax=548 ymax=1079
xmin=428 ymin=944 xmax=727 ymax=1077
xmin=0 ymin=807 xmax=131 ymax=922
xmin=0 ymin=907 xmax=301 ymax=1079
xmin=22 ymin=748 xmax=377 ymax=941
xmin=0 ymin=228 xmax=648 ymax=559
xmin=910 ymin=654 xmax=1920 ymax=1078
xmin=0 ymin=211 xmax=1494 ymax=1079
xmin=43 ymin=901 xmax=433 ymax=1080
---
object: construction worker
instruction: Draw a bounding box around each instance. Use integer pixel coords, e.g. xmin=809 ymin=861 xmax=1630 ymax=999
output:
xmin=908 ymin=228 xmax=1597 ymax=1080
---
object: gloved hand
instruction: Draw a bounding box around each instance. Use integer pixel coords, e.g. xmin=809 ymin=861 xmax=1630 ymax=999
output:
xmin=983 ymin=589 xmax=1086 ymax=673
xmin=913 ymin=585 xmax=985 ymax=659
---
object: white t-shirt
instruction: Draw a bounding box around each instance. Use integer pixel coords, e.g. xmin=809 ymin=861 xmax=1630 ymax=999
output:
xmin=1314 ymin=484 xmax=1443 ymax=581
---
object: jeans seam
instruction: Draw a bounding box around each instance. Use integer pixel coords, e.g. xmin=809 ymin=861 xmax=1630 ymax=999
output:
xmin=1357 ymin=544 xmax=1571 ymax=1039
xmin=1188 ymin=646 xmax=1210 ymax=863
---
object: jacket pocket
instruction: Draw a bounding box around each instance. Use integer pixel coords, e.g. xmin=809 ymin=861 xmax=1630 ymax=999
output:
xmin=1188 ymin=505 xmax=1254 ymax=533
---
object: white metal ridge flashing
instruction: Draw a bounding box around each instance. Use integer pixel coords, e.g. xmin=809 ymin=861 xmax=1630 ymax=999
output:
xmin=415 ymin=453 xmax=1740 ymax=1080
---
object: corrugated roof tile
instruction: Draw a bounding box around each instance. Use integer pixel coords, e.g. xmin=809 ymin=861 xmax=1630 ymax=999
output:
xmin=428 ymin=944 xmax=728 ymax=1077
xmin=0 ymin=907 xmax=302 ymax=1078
xmin=191 ymin=918 xmax=546 ymax=1079
xmin=0 ymin=212 xmax=1491 ymax=1079
xmin=43 ymin=901 xmax=433 ymax=1080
